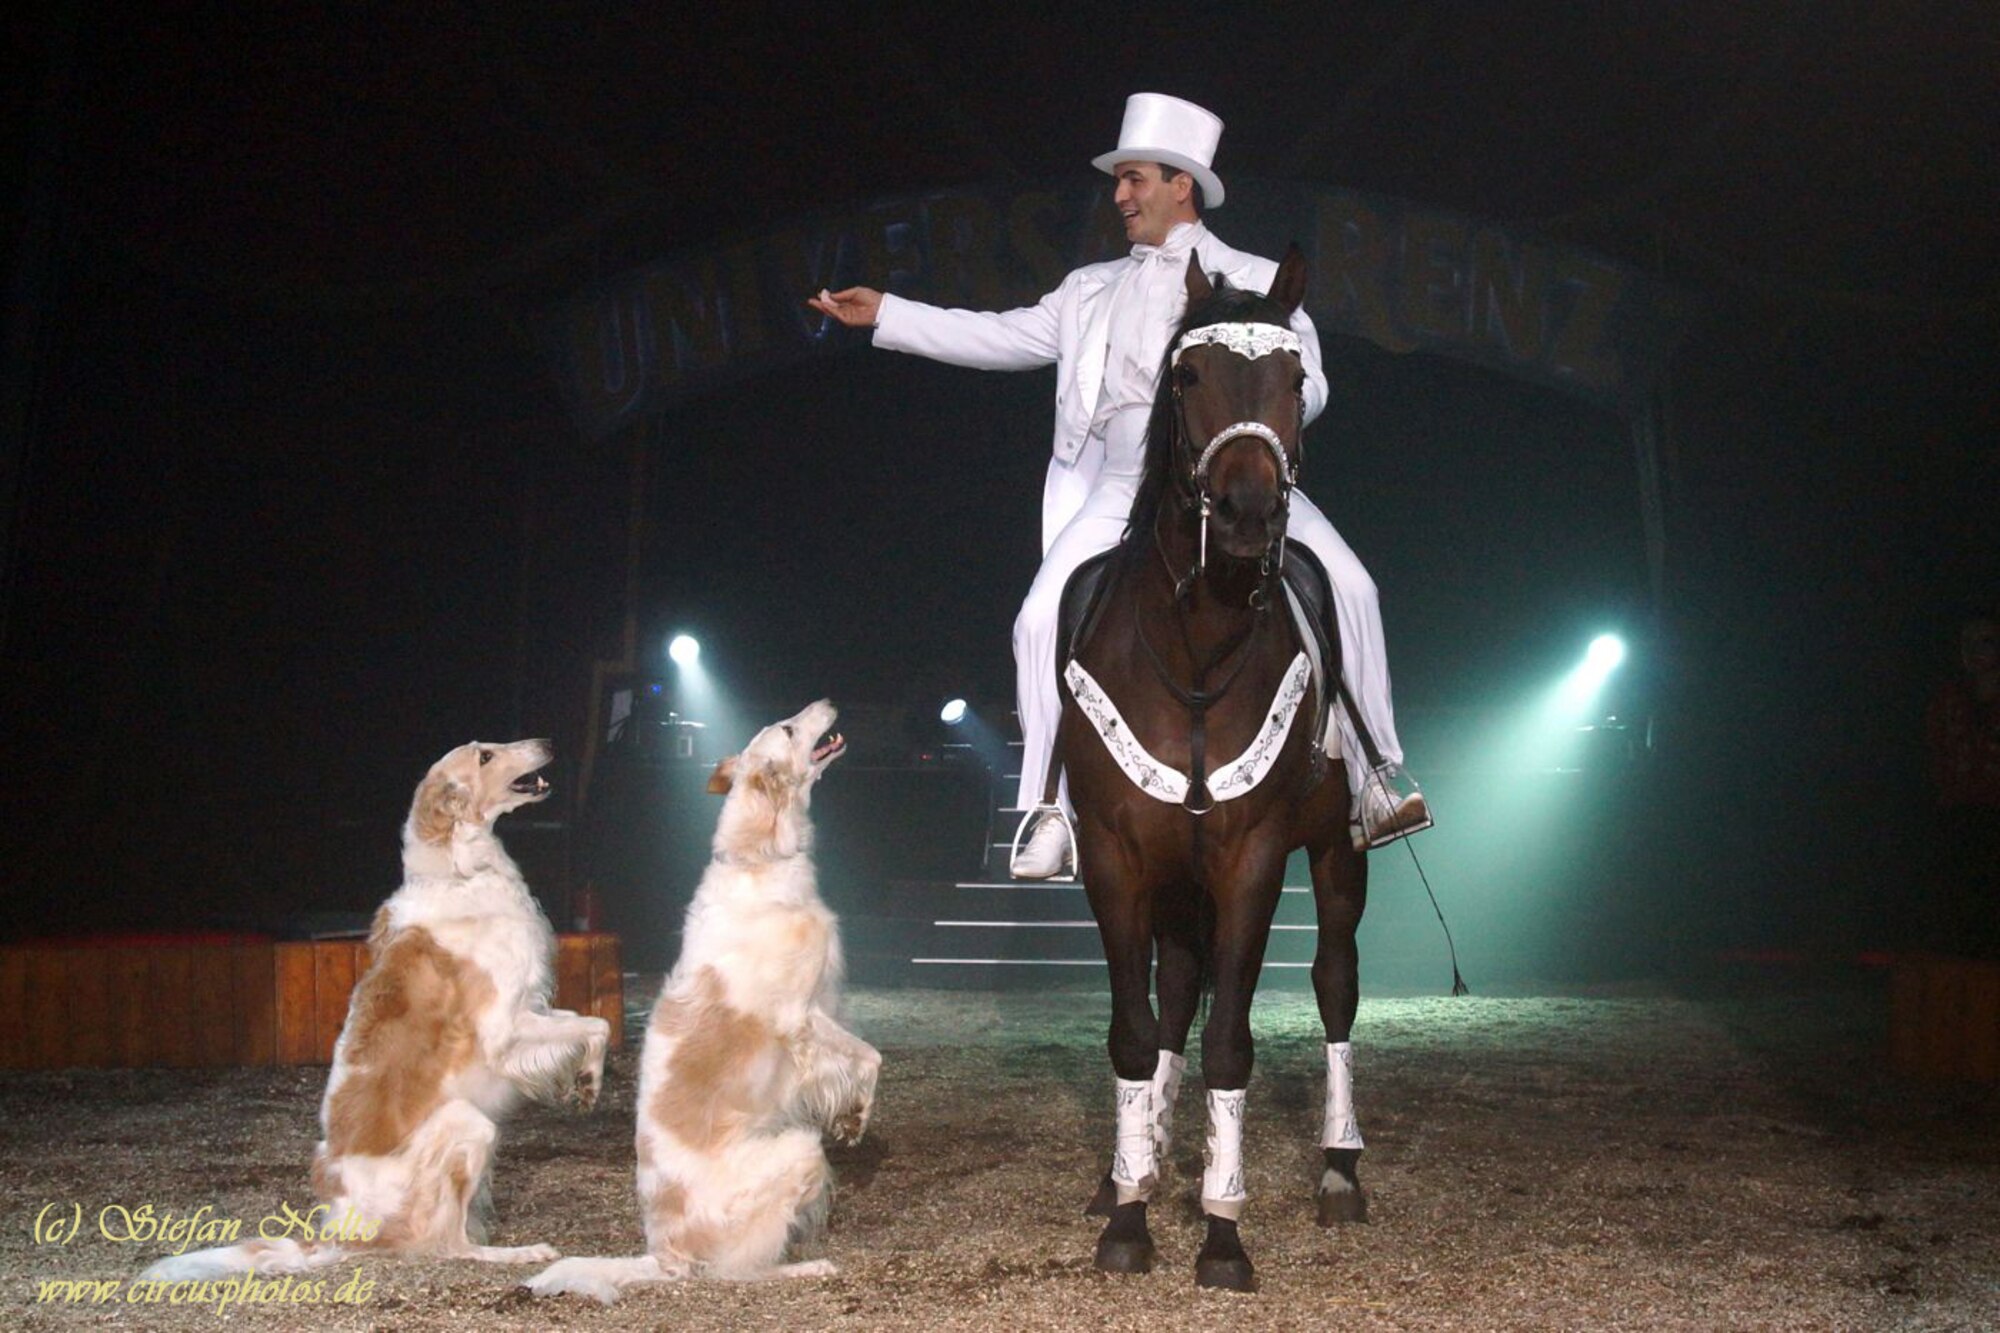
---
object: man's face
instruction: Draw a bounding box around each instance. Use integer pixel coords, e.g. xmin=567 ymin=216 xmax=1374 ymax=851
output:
xmin=1112 ymin=161 xmax=1195 ymax=247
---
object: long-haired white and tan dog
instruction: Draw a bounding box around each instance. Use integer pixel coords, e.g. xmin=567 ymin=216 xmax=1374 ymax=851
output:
xmin=527 ymin=700 xmax=880 ymax=1301
xmin=143 ymin=739 xmax=609 ymax=1280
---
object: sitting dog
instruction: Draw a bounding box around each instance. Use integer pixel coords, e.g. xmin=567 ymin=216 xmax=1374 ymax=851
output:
xmin=528 ymin=700 xmax=880 ymax=1300
xmin=143 ymin=739 xmax=609 ymax=1280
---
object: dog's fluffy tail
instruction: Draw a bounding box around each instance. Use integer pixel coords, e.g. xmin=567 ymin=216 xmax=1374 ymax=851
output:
xmin=140 ymin=1239 xmax=346 ymax=1283
xmin=523 ymin=1254 xmax=677 ymax=1304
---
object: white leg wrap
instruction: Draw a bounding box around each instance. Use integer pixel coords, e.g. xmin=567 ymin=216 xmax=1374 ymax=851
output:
xmin=1111 ymin=1078 xmax=1156 ymax=1204
xmin=1200 ymin=1088 xmax=1248 ymax=1220
xmin=1150 ymin=1051 xmax=1186 ymax=1160
xmin=1322 ymin=1041 xmax=1365 ymax=1149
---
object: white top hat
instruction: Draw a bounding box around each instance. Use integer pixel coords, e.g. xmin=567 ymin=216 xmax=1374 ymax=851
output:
xmin=1091 ymin=92 xmax=1226 ymax=208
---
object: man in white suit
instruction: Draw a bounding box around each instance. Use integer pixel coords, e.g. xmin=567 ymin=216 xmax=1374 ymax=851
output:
xmin=810 ymin=93 xmax=1427 ymax=877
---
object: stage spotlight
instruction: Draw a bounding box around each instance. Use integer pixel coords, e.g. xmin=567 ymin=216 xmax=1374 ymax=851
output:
xmin=940 ymin=698 xmax=969 ymax=727
xmin=668 ymin=634 xmax=700 ymax=666
xmin=1551 ymin=631 xmax=1629 ymax=718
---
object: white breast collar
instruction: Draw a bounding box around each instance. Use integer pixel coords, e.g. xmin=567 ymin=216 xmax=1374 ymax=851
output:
xmin=1064 ymin=653 xmax=1312 ymax=806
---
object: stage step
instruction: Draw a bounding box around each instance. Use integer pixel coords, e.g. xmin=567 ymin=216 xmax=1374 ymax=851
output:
xmin=885 ymin=721 xmax=1341 ymax=985
xmin=842 ymin=879 xmax=1327 ymax=986
xmin=873 ymin=878 xmax=1318 ymax=921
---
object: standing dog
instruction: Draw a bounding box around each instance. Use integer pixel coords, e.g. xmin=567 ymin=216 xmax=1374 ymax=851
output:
xmin=143 ymin=739 xmax=609 ymax=1280
xmin=528 ymin=700 xmax=880 ymax=1300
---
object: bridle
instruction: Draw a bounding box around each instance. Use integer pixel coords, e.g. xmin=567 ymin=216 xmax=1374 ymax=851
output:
xmin=1166 ymin=320 xmax=1306 ymax=598
xmin=1139 ymin=318 xmax=1309 ymax=815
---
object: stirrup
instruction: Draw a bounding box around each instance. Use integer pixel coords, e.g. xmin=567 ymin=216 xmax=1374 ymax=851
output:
xmin=1353 ymin=765 xmax=1434 ymax=851
xmin=1009 ymin=804 xmax=1079 ymax=881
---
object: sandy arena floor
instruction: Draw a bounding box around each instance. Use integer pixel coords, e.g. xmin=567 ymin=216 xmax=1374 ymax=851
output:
xmin=4 ymin=977 xmax=1995 ymax=1331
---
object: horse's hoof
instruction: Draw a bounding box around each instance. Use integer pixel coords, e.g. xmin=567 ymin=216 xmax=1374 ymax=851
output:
xmin=1317 ymin=1151 xmax=1368 ymax=1226
xmin=1084 ymin=1172 xmax=1116 ymax=1217
xmin=1194 ymin=1254 xmax=1255 ymax=1291
xmin=1194 ymin=1215 xmax=1254 ymax=1292
xmin=1095 ymin=1236 xmax=1156 ymax=1274
xmin=1093 ymin=1201 xmax=1155 ymax=1274
xmin=1316 ymin=1185 xmax=1369 ymax=1226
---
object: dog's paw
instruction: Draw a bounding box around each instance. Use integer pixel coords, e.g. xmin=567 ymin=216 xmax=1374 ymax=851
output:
xmin=464 ymin=1241 xmax=561 ymax=1264
xmin=523 ymin=1259 xmax=620 ymax=1304
xmin=565 ymin=1067 xmax=601 ymax=1112
xmin=788 ymin=1258 xmax=838 ymax=1279
xmin=829 ymin=1103 xmax=871 ymax=1146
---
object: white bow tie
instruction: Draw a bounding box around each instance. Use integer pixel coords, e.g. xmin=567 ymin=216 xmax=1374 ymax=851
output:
xmin=1130 ymin=223 xmax=1203 ymax=264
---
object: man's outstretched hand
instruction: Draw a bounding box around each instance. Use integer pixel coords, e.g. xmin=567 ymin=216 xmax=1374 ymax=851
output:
xmin=807 ymin=286 xmax=883 ymax=329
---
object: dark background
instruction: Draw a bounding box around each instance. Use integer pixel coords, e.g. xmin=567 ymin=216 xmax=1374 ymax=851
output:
xmin=3 ymin=3 xmax=1993 ymax=973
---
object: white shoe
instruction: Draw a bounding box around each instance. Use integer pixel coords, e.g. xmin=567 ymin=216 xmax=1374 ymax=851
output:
xmin=1353 ymin=765 xmax=1433 ymax=850
xmin=1009 ymin=808 xmax=1076 ymax=880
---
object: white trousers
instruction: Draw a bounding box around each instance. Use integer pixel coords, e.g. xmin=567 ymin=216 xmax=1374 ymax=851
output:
xmin=1015 ymin=412 xmax=1404 ymax=815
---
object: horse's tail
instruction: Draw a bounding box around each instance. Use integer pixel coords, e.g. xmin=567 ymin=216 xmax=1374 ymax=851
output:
xmin=1151 ymin=868 xmax=1221 ymax=1030
xmin=1189 ymin=879 xmax=1218 ymax=1030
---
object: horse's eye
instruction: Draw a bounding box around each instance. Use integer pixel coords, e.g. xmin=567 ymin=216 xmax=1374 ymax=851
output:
xmin=1175 ymin=363 xmax=1199 ymax=388
xmin=478 ymin=749 xmax=494 ymax=766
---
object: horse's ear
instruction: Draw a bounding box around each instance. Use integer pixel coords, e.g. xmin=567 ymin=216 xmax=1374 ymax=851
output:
xmin=1184 ymin=254 xmax=1214 ymax=305
xmin=1268 ymin=243 xmax=1308 ymax=316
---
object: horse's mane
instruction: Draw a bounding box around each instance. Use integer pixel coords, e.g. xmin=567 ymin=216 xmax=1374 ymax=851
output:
xmin=1121 ymin=279 xmax=1297 ymax=554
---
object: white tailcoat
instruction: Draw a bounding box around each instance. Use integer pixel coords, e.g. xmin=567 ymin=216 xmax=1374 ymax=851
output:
xmin=874 ymin=226 xmax=1327 ymax=550
xmin=872 ymin=224 xmax=1403 ymax=816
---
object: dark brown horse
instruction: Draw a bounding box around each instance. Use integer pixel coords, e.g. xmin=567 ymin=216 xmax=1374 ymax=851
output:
xmin=1060 ymin=250 xmax=1370 ymax=1291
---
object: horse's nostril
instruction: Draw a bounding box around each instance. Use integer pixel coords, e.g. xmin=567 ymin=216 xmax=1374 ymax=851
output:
xmin=1220 ymin=487 xmax=1272 ymax=526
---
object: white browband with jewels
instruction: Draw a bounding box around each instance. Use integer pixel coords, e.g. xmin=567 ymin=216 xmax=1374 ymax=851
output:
xmin=1064 ymin=652 xmax=1312 ymax=805
xmin=1170 ymin=321 xmax=1301 ymax=366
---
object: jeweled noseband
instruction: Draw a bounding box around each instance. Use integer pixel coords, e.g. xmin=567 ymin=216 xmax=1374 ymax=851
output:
xmin=1169 ymin=321 xmax=1304 ymax=583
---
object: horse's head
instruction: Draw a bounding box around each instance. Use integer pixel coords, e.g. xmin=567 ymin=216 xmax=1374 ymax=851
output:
xmin=1166 ymin=248 xmax=1309 ymax=565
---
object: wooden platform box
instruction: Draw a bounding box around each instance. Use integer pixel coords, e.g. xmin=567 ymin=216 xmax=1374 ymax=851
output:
xmin=0 ymin=932 xmax=623 ymax=1071
xmin=1889 ymin=953 xmax=2000 ymax=1083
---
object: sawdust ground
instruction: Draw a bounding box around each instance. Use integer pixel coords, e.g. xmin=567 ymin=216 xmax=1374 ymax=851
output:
xmin=5 ymin=975 xmax=1995 ymax=1331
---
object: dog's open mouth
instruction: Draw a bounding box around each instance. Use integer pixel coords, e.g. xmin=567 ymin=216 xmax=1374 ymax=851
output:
xmin=509 ymin=772 xmax=552 ymax=796
xmin=812 ymin=732 xmax=846 ymax=765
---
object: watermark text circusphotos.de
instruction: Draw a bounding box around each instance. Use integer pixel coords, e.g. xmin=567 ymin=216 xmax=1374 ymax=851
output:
xmin=35 ymin=1269 xmax=376 ymax=1312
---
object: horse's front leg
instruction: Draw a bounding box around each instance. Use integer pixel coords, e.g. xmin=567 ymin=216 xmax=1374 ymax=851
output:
xmin=1192 ymin=837 xmax=1288 ymax=1292
xmin=1150 ymin=910 xmax=1200 ymax=1164
xmin=1308 ymin=826 xmax=1371 ymax=1225
xmin=1085 ymin=909 xmax=1196 ymax=1220
xmin=1082 ymin=845 xmax=1161 ymax=1274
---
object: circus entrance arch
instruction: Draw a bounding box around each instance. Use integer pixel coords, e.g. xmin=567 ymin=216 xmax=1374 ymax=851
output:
xmin=547 ymin=178 xmax=1696 ymax=982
